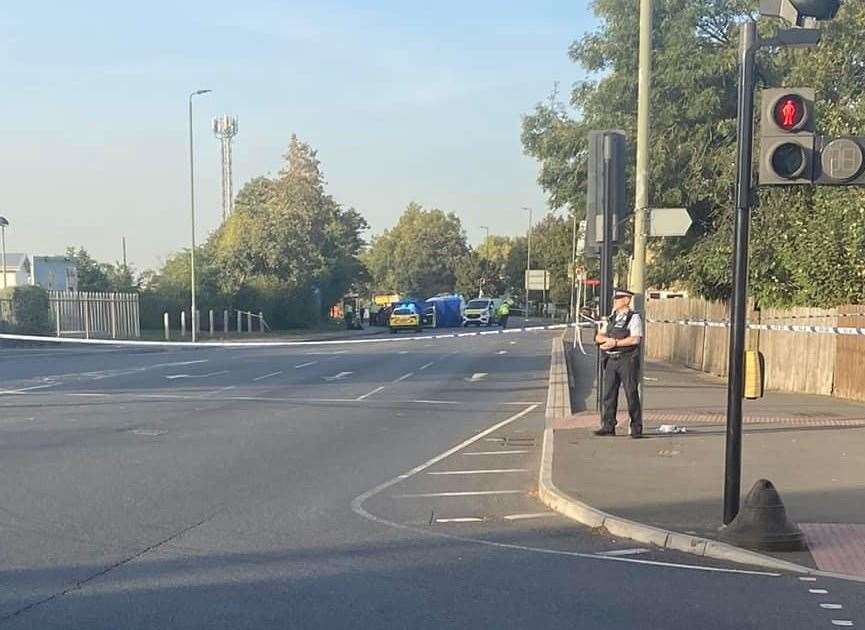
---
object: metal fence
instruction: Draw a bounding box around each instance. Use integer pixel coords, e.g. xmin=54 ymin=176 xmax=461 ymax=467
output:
xmin=49 ymin=291 xmax=140 ymax=339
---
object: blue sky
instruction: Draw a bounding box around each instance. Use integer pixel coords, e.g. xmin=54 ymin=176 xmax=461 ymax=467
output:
xmin=0 ymin=0 xmax=597 ymax=270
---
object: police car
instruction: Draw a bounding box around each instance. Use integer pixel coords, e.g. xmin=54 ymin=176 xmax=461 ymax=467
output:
xmin=389 ymin=306 xmax=422 ymax=334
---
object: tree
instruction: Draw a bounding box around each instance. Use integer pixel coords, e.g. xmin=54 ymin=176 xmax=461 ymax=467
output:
xmin=67 ymin=247 xmax=113 ymax=292
xmin=522 ymin=0 xmax=865 ymax=307
xmin=364 ymin=202 xmax=469 ymax=297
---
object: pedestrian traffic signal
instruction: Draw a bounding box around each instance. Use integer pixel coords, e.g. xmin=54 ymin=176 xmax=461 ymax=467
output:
xmin=760 ymin=0 xmax=840 ymax=26
xmin=759 ymin=88 xmax=815 ymax=185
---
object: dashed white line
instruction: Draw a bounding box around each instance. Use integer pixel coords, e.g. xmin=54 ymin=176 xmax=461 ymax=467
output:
xmin=69 ymin=393 xmax=109 ymax=398
xmin=253 ymin=371 xmax=283 ymax=381
xmin=467 ymin=372 xmax=488 ymax=383
xmin=392 ymin=372 xmax=414 ymax=383
xmin=395 ymin=490 xmax=523 ymax=498
xmin=435 ymin=517 xmax=484 ymax=524
xmin=464 ymin=450 xmax=530 ymax=456
xmin=419 ymin=362 xmax=435 ymax=371
xmin=410 ymin=400 xmax=460 ymax=405
xmin=799 ymin=577 xmax=818 ymax=582
xmin=0 ymin=384 xmax=56 ymax=395
xmin=809 ymin=589 xmax=829 ymax=594
xmin=830 ymin=621 xmax=853 ymax=627
xmin=152 ymin=359 xmax=209 ymax=369
xmin=427 ymin=468 xmax=528 ymax=476
xmin=503 ymin=512 xmax=555 ymax=521
xmin=597 ymin=548 xmax=651 ymax=557
xmin=356 ymin=386 xmax=386 ymax=401
xmin=323 ymin=371 xmax=353 ymax=381
xmin=294 ymin=361 xmax=317 ymax=369
xmin=165 ymin=371 xmax=228 ymax=380
xmin=497 ymin=350 xmax=508 ymax=355
xmin=821 ymin=604 xmax=844 ymax=610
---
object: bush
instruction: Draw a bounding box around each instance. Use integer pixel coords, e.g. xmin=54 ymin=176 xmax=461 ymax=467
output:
xmin=0 ymin=286 xmax=52 ymax=334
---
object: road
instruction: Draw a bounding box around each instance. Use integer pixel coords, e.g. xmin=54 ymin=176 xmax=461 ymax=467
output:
xmin=0 ymin=328 xmax=862 ymax=629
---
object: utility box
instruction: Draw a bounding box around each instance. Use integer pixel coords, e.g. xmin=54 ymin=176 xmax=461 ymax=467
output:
xmin=744 ymin=350 xmax=765 ymax=399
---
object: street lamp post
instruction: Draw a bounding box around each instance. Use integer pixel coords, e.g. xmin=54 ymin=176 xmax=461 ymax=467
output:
xmin=188 ymin=89 xmax=212 ymax=343
xmin=521 ymin=207 xmax=533 ymax=319
xmin=0 ymin=216 xmax=8 ymax=290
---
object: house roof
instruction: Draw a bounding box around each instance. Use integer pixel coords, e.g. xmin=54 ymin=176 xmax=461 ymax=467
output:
xmin=1 ymin=253 xmax=29 ymax=270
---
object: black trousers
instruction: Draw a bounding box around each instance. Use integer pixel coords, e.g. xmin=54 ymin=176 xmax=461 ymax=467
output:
xmin=601 ymin=352 xmax=643 ymax=434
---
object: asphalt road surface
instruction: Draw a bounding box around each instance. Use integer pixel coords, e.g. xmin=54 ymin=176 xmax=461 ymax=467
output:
xmin=0 ymin=328 xmax=862 ymax=629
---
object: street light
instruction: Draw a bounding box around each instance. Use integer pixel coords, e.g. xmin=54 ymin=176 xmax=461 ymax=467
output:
xmin=188 ymin=89 xmax=212 ymax=342
xmin=0 ymin=216 xmax=8 ymax=290
xmin=521 ymin=207 xmax=533 ymax=320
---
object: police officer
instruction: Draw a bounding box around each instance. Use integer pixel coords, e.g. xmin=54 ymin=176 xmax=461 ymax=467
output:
xmin=497 ymin=300 xmax=510 ymax=329
xmin=594 ymin=288 xmax=643 ymax=438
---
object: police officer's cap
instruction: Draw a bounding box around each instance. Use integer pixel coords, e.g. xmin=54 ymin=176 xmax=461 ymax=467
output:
xmin=613 ymin=288 xmax=634 ymax=298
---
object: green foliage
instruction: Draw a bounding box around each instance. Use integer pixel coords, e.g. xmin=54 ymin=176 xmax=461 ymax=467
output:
xmin=66 ymin=247 xmax=138 ymax=292
xmin=140 ymin=135 xmax=369 ymax=330
xmin=364 ymin=202 xmax=469 ymax=298
xmin=0 ymin=286 xmax=51 ymax=334
xmin=522 ymin=0 xmax=865 ymax=307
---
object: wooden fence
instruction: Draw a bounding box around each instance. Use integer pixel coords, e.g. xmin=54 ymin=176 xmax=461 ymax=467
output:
xmin=49 ymin=291 xmax=140 ymax=339
xmin=645 ymin=297 xmax=865 ymax=402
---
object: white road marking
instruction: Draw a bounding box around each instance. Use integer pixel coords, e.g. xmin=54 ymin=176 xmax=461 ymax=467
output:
xmin=503 ymin=401 xmax=544 ymax=405
xmin=152 ymin=359 xmax=209 ymax=369
xmin=503 ymin=513 xmax=555 ymax=521
xmin=69 ymin=393 xmax=109 ymax=397
xmin=464 ymin=450 xmax=530 ymax=456
xmin=597 ymin=548 xmax=651 ymax=557
xmin=253 ymin=371 xmax=283 ymax=381
xmin=323 ymin=371 xmax=353 ymax=382
xmin=398 ymin=351 xmax=409 ymax=355
xmin=427 ymin=468 xmax=528 ymax=475
xmin=467 ymin=372 xmax=488 ymax=383
xmin=830 ymin=621 xmax=853 ymax=627
xmin=809 ymin=589 xmax=829 ymax=594
xmin=356 ymin=386 xmax=385 ymax=401
xmin=392 ymin=372 xmax=414 ymax=383
xmin=509 ymin=341 xmax=517 ymax=345
xmin=497 ymin=350 xmax=508 ymax=355
xmin=419 ymin=362 xmax=435 ymax=370
xmin=294 ymin=361 xmax=317 ymax=369
xmin=352 ymin=403 xmax=782 ymax=578
xmin=435 ymin=517 xmax=484 ymax=523
xmin=0 ymin=383 xmax=56 ymax=395
xmin=410 ymin=400 xmax=460 ymax=405
xmin=395 ymin=490 xmax=523 ymax=498
xmin=165 ymin=371 xmax=228 ymax=380
xmin=821 ymin=604 xmax=844 ymax=610
xmin=799 ymin=577 xmax=818 ymax=581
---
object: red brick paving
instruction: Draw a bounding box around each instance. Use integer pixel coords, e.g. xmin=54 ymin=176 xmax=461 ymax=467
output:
xmin=800 ymin=523 xmax=865 ymax=578
xmin=552 ymin=411 xmax=865 ymax=430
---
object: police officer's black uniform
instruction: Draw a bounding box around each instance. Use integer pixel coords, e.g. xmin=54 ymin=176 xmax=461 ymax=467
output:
xmin=597 ymin=308 xmax=643 ymax=437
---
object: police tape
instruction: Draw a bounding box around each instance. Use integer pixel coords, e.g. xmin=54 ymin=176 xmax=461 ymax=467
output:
xmin=647 ymin=319 xmax=865 ymax=336
xmin=0 ymin=322 xmax=596 ymax=349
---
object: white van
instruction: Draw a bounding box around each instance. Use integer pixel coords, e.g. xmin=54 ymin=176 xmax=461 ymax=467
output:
xmin=462 ymin=298 xmax=503 ymax=327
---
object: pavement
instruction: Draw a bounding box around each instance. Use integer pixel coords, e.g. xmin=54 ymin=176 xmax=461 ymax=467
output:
xmin=548 ymin=331 xmax=865 ymax=585
xmin=0 ymin=323 xmax=862 ymax=628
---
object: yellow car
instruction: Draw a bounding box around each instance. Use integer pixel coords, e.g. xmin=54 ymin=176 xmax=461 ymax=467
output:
xmin=389 ymin=307 xmax=422 ymax=334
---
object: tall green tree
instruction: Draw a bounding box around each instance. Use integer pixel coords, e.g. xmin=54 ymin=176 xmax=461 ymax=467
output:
xmin=364 ymin=202 xmax=469 ymax=297
xmin=522 ymin=0 xmax=865 ymax=307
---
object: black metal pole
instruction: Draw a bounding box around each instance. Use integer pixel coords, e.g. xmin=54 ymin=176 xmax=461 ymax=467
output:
xmin=724 ymin=20 xmax=759 ymax=526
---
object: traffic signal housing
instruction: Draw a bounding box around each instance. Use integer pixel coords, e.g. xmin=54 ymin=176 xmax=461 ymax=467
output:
xmin=760 ymin=0 xmax=841 ymax=26
xmin=759 ymin=88 xmax=816 ymax=186
xmin=814 ymin=136 xmax=865 ymax=185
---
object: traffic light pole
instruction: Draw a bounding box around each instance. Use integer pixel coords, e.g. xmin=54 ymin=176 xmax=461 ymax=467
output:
xmin=597 ymin=136 xmax=615 ymax=413
xmin=724 ymin=20 xmax=760 ymax=526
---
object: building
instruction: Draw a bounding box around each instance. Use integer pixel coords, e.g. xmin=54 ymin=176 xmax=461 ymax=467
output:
xmin=1 ymin=254 xmax=78 ymax=291
xmin=1 ymin=254 xmax=31 ymax=289
xmin=31 ymin=255 xmax=78 ymax=291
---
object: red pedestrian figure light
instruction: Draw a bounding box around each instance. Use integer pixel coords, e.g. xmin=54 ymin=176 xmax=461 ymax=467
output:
xmin=774 ymin=95 xmax=804 ymax=131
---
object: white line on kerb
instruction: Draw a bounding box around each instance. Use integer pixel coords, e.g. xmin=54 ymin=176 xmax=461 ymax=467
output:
xmin=436 ymin=517 xmax=484 ymax=523
xmin=351 ymin=403 xmax=782 ymax=578
xmin=356 ymin=386 xmax=385 ymax=401
xmin=503 ymin=513 xmax=555 ymax=521
xmin=294 ymin=361 xmax=317 ymax=369
xmin=253 ymin=371 xmax=283 ymax=381
xmin=798 ymin=577 xmax=818 ymax=581
xmin=392 ymin=372 xmax=414 ymax=383
xmin=464 ymin=450 xmax=530 ymax=456
xmin=427 ymin=469 xmax=528 ymax=475
xmin=395 ymin=490 xmax=523 ymax=498
xmin=597 ymin=548 xmax=650 ymax=557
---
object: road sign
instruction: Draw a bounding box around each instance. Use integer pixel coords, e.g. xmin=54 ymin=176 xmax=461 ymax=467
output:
xmin=524 ymin=269 xmax=550 ymax=291
xmin=648 ymin=208 xmax=693 ymax=237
